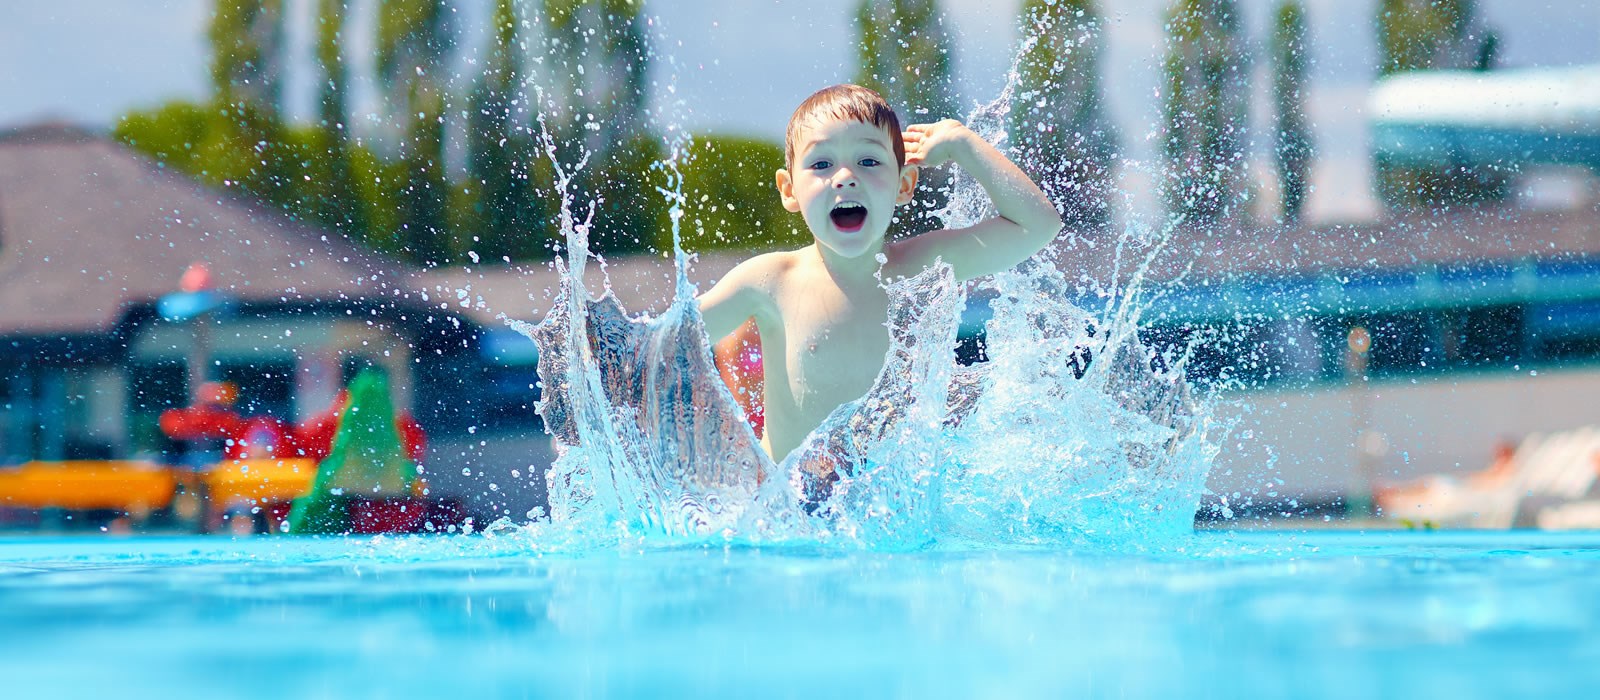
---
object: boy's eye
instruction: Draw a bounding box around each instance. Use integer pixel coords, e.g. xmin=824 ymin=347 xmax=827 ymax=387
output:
xmin=809 ymin=160 xmax=832 ymax=170
xmin=859 ymin=158 xmax=880 ymax=167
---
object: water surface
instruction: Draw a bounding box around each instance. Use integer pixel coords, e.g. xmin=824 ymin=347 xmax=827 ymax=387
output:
xmin=3 ymin=532 xmax=1596 ymax=698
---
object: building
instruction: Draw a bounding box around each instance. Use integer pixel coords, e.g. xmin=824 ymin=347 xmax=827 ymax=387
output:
xmin=0 ymin=125 xmax=550 ymax=521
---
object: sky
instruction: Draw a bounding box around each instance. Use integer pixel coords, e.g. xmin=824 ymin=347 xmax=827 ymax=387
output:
xmin=2 ymin=0 xmax=1597 ymax=223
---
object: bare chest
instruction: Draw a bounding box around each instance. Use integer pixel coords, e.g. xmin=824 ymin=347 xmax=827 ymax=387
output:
xmin=772 ymin=287 xmax=891 ymax=411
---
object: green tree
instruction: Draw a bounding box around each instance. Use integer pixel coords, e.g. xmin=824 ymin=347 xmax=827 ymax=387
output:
xmin=662 ymin=135 xmax=805 ymax=255
xmin=856 ymin=0 xmax=958 ymax=237
xmin=1161 ymin=0 xmax=1249 ymax=224
xmin=1374 ymin=0 xmax=1504 ymax=207
xmin=210 ymin=0 xmax=286 ymax=116
xmin=856 ymin=0 xmax=958 ymax=121
xmin=467 ymin=0 xmax=546 ymax=262
xmin=208 ymin=0 xmax=294 ymax=205
xmin=307 ymin=0 xmax=368 ymax=239
xmin=1270 ymin=0 xmax=1313 ymax=223
xmin=539 ymin=0 xmax=659 ymax=256
xmin=1010 ymin=0 xmax=1117 ymax=228
xmin=377 ymin=0 xmax=454 ymax=265
xmin=114 ymin=102 xmax=215 ymax=178
xmin=1376 ymin=0 xmax=1496 ymax=76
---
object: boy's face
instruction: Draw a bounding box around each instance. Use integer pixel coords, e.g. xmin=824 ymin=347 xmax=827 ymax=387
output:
xmin=776 ymin=118 xmax=917 ymax=259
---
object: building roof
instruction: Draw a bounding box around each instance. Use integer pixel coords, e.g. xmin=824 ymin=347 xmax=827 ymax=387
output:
xmin=0 ymin=125 xmax=406 ymax=336
xmin=422 ymin=202 xmax=1600 ymax=333
xmin=1051 ymin=204 xmax=1600 ymax=323
xmin=419 ymin=249 xmax=751 ymax=328
xmin=1125 ymin=204 xmax=1600 ymax=283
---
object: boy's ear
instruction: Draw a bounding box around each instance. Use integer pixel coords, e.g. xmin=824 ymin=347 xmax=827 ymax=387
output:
xmin=775 ymin=168 xmax=801 ymax=213
xmin=895 ymin=165 xmax=919 ymax=206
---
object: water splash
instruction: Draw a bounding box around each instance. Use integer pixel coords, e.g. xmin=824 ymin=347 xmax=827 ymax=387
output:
xmin=508 ymin=29 xmax=1229 ymax=553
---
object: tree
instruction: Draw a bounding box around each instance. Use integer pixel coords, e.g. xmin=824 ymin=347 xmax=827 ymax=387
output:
xmin=210 ymin=0 xmax=286 ymax=117
xmin=1377 ymin=0 xmax=1496 ymax=76
xmin=538 ymin=0 xmax=659 ymax=256
xmin=377 ymin=0 xmax=454 ymax=265
xmin=467 ymin=0 xmax=546 ymax=261
xmin=208 ymin=0 xmax=292 ymax=204
xmin=1270 ymin=0 xmax=1313 ymax=223
xmin=662 ymin=136 xmax=804 ymax=255
xmin=856 ymin=0 xmax=959 ymax=236
xmin=856 ymin=0 xmax=959 ymax=121
xmin=1374 ymin=0 xmax=1505 ymax=207
xmin=308 ymin=0 xmax=368 ymax=239
xmin=1161 ymin=0 xmax=1249 ymax=225
xmin=1010 ymin=0 xmax=1118 ymax=228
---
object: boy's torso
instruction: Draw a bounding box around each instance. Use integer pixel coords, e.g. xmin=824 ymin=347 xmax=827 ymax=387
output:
xmin=755 ymin=250 xmax=893 ymax=461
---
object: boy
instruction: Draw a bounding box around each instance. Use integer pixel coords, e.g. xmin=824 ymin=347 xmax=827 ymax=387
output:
xmin=697 ymin=84 xmax=1063 ymax=462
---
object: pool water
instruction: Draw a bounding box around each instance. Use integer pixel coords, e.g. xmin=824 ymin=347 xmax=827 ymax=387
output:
xmin=2 ymin=532 xmax=1597 ymax=698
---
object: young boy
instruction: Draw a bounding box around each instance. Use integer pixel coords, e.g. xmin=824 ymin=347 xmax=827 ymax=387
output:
xmin=697 ymin=84 xmax=1062 ymax=463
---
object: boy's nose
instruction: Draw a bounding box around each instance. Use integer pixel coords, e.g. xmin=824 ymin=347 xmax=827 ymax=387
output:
xmin=833 ymin=175 xmax=858 ymax=188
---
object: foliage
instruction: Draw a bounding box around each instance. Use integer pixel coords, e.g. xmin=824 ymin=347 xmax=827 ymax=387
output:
xmin=855 ymin=0 xmax=959 ymax=237
xmin=665 ymin=135 xmax=806 ymax=255
xmin=1376 ymin=0 xmax=1496 ymax=76
xmin=534 ymin=0 xmax=655 ymax=257
xmin=1161 ymin=0 xmax=1249 ymax=224
xmin=308 ymin=0 xmax=367 ymax=238
xmin=582 ymin=134 xmax=666 ymax=257
xmin=113 ymin=102 xmax=400 ymax=256
xmin=855 ymin=0 xmax=958 ymax=121
xmin=376 ymin=0 xmax=454 ymax=265
xmin=210 ymin=0 xmax=286 ymax=114
xmin=112 ymin=0 xmax=834 ymax=266
xmin=1270 ymin=0 xmax=1313 ymax=223
xmin=464 ymin=0 xmax=544 ymax=262
xmin=539 ymin=0 xmax=649 ymax=163
xmin=1374 ymin=0 xmax=1507 ymax=208
xmin=1011 ymin=0 xmax=1118 ymax=228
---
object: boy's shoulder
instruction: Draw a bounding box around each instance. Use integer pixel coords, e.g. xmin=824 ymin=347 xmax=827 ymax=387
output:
xmin=722 ymin=248 xmax=806 ymax=289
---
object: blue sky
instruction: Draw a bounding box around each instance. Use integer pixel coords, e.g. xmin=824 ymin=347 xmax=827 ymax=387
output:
xmin=3 ymin=0 xmax=1597 ymax=222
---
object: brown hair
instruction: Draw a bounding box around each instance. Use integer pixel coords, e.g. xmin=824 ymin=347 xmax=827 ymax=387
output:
xmin=784 ymin=84 xmax=904 ymax=170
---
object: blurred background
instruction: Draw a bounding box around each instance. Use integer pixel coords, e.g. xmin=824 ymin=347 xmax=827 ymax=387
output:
xmin=0 ymin=0 xmax=1597 ymax=533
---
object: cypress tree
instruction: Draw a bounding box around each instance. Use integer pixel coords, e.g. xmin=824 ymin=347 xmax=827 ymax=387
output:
xmin=313 ymin=0 xmax=368 ymax=238
xmin=1270 ymin=0 xmax=1313 ymax=223
xmin=1011 ymin=0 xmax=1118 ymax=229
xmin=541 ymin=0 xmax=650 ymax=158
xmin=1374 ymin=0 xmax=1504 ymax=207
xmin=539 ymin=0 xmax=657 ymax=256
xmin=210 ymin=0 xmax=285 ymax=116
xmin=856 ymin=0 xmax=958 ymax=121
xmin=855 ymin=0 xmax=959 ymax=236
xmin=1161 ymin=0 xmax=1249 ymax=225
xmin=377 ymin=0 xmax=453 ymax=265
xmin=208 ymin=0 xmax=290 ymax=203
xmin=468 ymin=0 xmax=544 ymax=261
xmin=1376 ymin=0 xmax=1495 ymax=76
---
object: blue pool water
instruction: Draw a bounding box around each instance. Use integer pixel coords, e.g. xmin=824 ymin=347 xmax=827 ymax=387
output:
xmin=3 ymin=531 xmax=1597 ymax=699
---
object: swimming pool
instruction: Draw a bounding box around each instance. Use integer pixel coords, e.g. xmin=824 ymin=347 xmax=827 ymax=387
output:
xmin=2 ymin=531 xmax=1596 ymax=699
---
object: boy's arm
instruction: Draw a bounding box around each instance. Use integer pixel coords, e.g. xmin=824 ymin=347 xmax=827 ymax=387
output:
xmin=890 ymin=120 xmax=1064 ymax=281
xmin=696 ymin=253 xmax=780 ymax=343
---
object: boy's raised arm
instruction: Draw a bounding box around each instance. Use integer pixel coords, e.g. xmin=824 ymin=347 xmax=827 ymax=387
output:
xmin=891 ymin=120 xmax=1064 ymax=281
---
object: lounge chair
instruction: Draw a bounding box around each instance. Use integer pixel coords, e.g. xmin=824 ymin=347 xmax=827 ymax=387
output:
xmin=1380 ymin=428 xmax=1600 ymax=529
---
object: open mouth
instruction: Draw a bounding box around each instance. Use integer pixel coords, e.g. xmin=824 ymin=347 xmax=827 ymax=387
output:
xmin=829 ymin=202 xmax=868 ymax=233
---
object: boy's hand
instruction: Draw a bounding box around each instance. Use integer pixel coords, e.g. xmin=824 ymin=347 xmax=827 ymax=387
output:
xmin=903 ymin=119 xmax=976 ymax=169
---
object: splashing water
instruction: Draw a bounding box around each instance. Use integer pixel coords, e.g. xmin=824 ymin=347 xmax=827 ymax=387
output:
xmin=508 ymin=44 xmax=1230 ymax=553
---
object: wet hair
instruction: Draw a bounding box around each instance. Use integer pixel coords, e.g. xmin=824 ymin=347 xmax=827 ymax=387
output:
xmin=784 ymin=84 xmax=905 ymax=170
